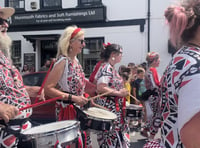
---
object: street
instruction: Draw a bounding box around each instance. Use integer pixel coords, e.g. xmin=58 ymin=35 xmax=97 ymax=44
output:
xmin=91 ymin=129 xmax=161 ymax=148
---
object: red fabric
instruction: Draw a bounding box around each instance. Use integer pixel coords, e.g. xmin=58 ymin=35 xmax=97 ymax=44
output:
xmin=84 ymin=93 xmax=90 ymax=98
xmin=89 ymin=61 xmax=102 ymax=83
xmin=115 ymin=98 xmax=120 ymax=112
xmin=63 ymin=105 xmax=77 ymax=120
xmin=54 ymin=140 xmax=59 ymax=148
xmin=149 ymin=67 xmax=160 ymax=87
xmin=58 ymin=104 xmax=76 ymax=120
xmin=71 ymin=28 xmax=81 ymax=39
xmin=122 ymin=97 xmax=126 ymax=123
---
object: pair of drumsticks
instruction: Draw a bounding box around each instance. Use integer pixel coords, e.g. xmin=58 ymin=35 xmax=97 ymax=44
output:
xmin=19 ymin=90 xmax=139 ymax=111
xmin=19 ymin=91 xmax=113 ymax=111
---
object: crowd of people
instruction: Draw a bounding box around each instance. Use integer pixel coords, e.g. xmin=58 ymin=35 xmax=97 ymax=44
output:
xmin=1 ymin=0 xmax=200 ymax=147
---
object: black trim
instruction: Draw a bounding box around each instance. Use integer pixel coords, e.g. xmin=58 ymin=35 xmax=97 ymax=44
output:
xmin=23 ymin=34 xmax=60 ymax=51
xmin=9 ymin=19 xmax=146 ymax=32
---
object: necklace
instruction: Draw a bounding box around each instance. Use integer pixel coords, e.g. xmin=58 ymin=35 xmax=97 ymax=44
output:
xmin=188 ymin=42 xmax=200 ymax=48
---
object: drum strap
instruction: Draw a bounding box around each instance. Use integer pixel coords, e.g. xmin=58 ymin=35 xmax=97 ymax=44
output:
xmin=0 ymin=118 xmax=29 ymax=137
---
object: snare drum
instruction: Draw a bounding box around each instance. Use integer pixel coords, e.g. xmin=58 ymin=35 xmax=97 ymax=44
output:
xmin=78 ymin=107 xmax=117 ymax=131
xmin=126 ymin=104 xmax=143 ymax=120
xmin=22 ymin=120 xmax=79 ymax=148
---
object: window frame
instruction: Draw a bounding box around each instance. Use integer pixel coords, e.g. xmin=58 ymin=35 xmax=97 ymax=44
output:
xmin=78 ymin=0 xmax=103 ymax=7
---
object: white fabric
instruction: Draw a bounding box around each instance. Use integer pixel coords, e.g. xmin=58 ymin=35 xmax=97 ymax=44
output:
xmin=145 ymin=100 xmax=153 ymax=120
xmin=178 ymin=74 xmax=200 ymax=133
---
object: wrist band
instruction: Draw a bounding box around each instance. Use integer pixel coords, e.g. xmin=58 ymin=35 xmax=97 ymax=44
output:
xmin=68 ymin=94 xmax=72 ymax=101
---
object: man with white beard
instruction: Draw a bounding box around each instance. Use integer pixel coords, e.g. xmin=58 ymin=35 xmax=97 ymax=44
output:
xmin=0 ymin=7 xmax=45 ymax=148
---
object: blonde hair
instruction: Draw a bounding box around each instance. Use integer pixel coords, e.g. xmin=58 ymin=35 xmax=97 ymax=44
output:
xmin=56 ymin=25 xmax=84 ymax=58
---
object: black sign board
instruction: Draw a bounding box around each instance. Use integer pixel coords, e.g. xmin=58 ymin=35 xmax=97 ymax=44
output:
xmin=24 ymin=53 xmax=35 ymax=68
xmin=11 ymin=7 xmax=106 ymax=26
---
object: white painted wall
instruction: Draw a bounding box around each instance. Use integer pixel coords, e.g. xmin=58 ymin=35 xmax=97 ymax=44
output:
xmin=102 ymin=0 xmax=147 ymax=20
xmin=6 ymin=0 xmax=181 ymax=74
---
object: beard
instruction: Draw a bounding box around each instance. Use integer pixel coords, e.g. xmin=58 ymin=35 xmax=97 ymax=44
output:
xmin=0 ymin=33 xmax=12 ymax=59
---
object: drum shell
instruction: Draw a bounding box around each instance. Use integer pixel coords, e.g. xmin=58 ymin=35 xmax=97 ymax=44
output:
xmin=77 ymin=107 xmax=117 ymax=131
xmin=126 ymin=105 xmax=143 ymax=120
xmin=22 ymin=121 xmax=79 ymax=148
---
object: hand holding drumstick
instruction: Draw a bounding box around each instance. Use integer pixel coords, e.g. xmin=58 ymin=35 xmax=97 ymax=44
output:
xmin=85 ymin=90 xmax=114 ymax=110
xmin=129 ymin=94 xmax=140 ymax=104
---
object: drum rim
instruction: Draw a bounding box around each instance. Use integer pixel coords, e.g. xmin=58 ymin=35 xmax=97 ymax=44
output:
xmin=22 ymin=120 xmax=79 ymax=136
xmin=83 ymin=107 xmax=117 ymax=120
xmin=126 ymin=104 xmax=143 ymax=110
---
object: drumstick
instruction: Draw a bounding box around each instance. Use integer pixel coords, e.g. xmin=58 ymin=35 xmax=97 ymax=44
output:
xmin=19 ymin=96 xmax=63 ymax=111
xmin=129 ymin=94 xmax=140 ymax=102
xmin=89 ymin=90 xmax=114 ymax=101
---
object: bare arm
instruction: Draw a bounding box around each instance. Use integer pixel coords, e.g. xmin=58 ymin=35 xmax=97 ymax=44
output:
xmin=44 ymin=59 xmax=88 ymax=106
xmin=180 ymin=112 xmax=200 ymax=148
xmin=97 ymin=83 xmax=128 ymax=97
xmin=25 ymin=86 xmax=45 ymax=101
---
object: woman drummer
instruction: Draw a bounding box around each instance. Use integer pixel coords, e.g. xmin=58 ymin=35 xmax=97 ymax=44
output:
xmin=90 ymin=43 xmax=129 ymax=147
xmin=44 ymin=25 xmax=96 ymax=148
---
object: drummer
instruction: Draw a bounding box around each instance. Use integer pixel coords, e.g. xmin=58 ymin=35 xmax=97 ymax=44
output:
xmin=0 ymin=7 xmax=45 ymax=148
xmin=89 ymin=43 xmax=129 ymax=147
xmin=44 ymin=25 xmax=96 ymax=148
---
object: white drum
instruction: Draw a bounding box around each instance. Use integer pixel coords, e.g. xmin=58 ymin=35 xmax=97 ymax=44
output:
xmin=22 ymin=120 xmax=79 ymax=148
xmin=78 ymin=107 xmax=117 ymax=131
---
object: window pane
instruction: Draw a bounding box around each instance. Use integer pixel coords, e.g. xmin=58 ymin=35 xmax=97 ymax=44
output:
xmin=11 ymin=41 xmax=21 ymax=68
xmin=43 ymin=0 xmax=61 ymax=7
xmin=81 ymin=38 xmax=104 ymax=77
xmin=8 ymin=0 xmax=24 ymax=8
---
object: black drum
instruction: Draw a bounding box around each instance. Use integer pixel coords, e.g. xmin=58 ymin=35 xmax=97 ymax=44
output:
xmin=77 ymin=107 xmax=117 ymax=131
xmin=126 ymin=104 xmax=143 ymax=120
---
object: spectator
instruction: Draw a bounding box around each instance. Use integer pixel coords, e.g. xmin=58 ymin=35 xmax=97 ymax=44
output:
xmin=21 ymin=64 xmax=30 ymax=75
xmin=39 ymin=59 xmax=51 ymax=71
xmin=141 ymin=51 xmax=161 ymax=140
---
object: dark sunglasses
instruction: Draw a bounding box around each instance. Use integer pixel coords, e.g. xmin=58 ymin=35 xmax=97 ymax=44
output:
xmin=77 ymin=39 xmax=86 ymax=44
xmin=0 ymin=18 xmax=8 ymax=25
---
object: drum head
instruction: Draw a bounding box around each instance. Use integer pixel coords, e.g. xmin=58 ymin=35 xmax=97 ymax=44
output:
xmin=83 ymin=107 xmax=117 ymax=120
xmin=22 ymin=120 xmax=77 ymax=135
xmin=126 ymin=104 xmax=143 ymax=110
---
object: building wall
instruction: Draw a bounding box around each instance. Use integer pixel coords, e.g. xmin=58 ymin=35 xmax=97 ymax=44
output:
xmin=4 ymin=0 xmax=179 ymax=75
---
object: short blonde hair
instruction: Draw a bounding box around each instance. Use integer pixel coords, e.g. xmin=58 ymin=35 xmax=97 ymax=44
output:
xmin=56 ymin=25 xmax=84 ymax=58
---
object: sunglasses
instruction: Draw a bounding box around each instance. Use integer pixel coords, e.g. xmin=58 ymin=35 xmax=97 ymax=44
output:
xmin=0 ymin=18 xmax=8 ymax=25
xmin=77 ymin=39 xmax=86 ymax=44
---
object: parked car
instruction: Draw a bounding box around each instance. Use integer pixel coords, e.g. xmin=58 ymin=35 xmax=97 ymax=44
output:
xmin=22 ymin=71 xmax=56 ymax=124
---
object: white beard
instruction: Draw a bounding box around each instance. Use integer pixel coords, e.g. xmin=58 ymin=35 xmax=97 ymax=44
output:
xmin=0 ymin=33 xmax=12 ymax=59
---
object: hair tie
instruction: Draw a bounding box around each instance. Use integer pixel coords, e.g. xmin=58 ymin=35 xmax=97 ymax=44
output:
xmin=70 ymin=28 xmax=81 ymax=40
xmin=103 ymin=42 xmax=111 ymax=49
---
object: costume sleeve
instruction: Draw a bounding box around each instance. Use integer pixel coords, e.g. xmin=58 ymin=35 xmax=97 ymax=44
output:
xmin=96 ymin=64 xmax=113 ymax=85
xmin=150 ymin=67 xmax=160 ymax=87
xmin=178 ymin=74 xmax=200 ymax=133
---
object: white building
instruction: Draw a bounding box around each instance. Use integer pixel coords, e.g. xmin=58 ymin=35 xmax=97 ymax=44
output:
xmin=1 ymin=0 xmax=179 ymax=76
